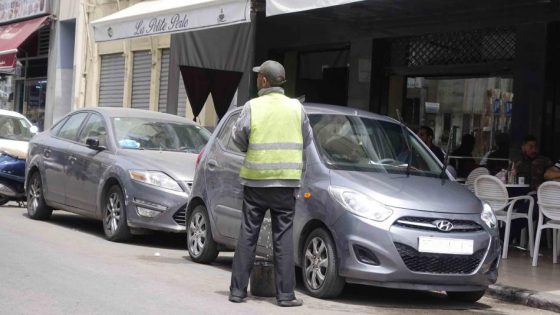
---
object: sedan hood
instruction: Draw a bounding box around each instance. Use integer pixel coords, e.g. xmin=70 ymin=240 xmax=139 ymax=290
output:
xmin=330 ymin=170 xmax=482 ymax=214
xmin=118 ymin=149 xmax=198 ymax=182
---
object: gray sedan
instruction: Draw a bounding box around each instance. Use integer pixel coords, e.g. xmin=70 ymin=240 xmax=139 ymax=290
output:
xmin=25 ymin=108 xmax=210 ymax=241
xmin=186 ymin=104 xmax=500 ymax=302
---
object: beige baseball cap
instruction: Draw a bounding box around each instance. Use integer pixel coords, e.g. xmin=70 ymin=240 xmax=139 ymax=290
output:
xmin=252 ymin=60 xmax=286 ymax=86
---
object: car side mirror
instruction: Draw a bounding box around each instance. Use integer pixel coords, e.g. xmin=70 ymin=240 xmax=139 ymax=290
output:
xmin=30 ymin=126 xmax=39 ymax=134
xmin=86 ymin=137 xmax=104 ymax=151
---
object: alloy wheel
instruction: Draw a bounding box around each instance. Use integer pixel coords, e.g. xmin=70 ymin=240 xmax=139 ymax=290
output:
xmin=188 ymin=212 xmax=207 ymax=257
xmin=304 ymin=236 xmax=329 ymax=290
xmin=28 ymin=175 xmax=42 ymax=214
xmin=105 ymin=192 xmax=122 ymax=234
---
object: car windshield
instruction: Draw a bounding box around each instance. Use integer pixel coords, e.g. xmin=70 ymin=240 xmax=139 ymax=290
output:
xmin=112 ymin=117 xmax=211 ymax=153
xmin=0 ymin=115 xmax=33 ymax=141
xmin=310 ymin=114 xmax=443 ymax=178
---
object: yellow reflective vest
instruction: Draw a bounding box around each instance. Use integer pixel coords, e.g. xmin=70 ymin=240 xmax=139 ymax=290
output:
xmin=239 ymin=93 xmax=303 ymax=181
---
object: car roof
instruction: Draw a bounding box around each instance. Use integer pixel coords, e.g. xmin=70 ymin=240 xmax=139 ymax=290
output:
xmin=0 ymin=109 xmax=27 ymax=119
xmin=227 ymin=102 xmax=400 ymax=124
xmin=77 ymin=107 xmax=197 ymax=124
xmin=303 ymin=103 xmax=399 ymax=124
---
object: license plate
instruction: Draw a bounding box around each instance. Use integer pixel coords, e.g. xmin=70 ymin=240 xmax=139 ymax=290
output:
xmin=418 ymin=237 xmax=474 ymax=255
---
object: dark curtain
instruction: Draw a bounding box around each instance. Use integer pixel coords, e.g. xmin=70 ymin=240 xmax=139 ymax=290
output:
xmin=180 ymin=66 xmax=211 ymax=119
xmin=180 ymin=66 xmax=243 ymax=120
xmin=210 ymin=69 xmax=243 ymax=118
xmin=169 ymin=21 xmax=255 ymax=115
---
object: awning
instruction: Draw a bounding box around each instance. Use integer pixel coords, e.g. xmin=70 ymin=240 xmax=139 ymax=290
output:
xmin=0 ymin=16 xmax=50 ymax=73
xmin=266 ymin=0 xmax=364 ymax=16
xmin=91 ymin=0 xmax=251 ymax=42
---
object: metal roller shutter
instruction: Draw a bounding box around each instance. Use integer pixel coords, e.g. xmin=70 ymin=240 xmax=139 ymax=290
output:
xmin=177 ymin=74 xmax=187 ymax=118
xmin=158 ymin=49 xmax=170 ymax=113
xmin=131 ymin=51 xmax=151 ymax=110
xmin=99 ymin=54 xmax=125 ymax=107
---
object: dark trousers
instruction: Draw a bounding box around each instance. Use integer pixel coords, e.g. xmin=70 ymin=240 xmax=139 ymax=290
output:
xmin=230 ymin=186 xmax=296 ymax=302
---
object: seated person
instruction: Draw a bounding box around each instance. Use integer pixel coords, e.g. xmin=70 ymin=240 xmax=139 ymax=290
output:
xmin=450 ymin=134 xmax=477 ymax=178
xmin=485 ymin=133 xmax=510 ymax=175
xmin=544 ymin=160 xmax=560 ymax=182
xmin=417 ymin=125 xmax=444 ymax=163
xmin=514 ymin=135 xmax=552 ymax=191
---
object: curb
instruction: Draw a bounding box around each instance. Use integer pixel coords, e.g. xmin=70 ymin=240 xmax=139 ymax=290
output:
xmin=487 ymin=284 xmax=560 ymax=313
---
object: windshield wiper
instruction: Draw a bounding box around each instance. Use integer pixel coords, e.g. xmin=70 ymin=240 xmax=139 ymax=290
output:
xmin=395 ymin=109 xmax=412 ymax=177
xmin=440 ymin=126 xmax=457 ymax=179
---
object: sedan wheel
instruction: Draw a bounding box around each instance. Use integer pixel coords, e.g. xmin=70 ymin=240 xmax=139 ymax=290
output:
xmin=26 ymin=171 xmax=52 ymax=220
xmin=0 ymin=195 xmax=9 ymax=206
xmin=187 ymin=205 xmax=218 ymax=264
xmin=302 ymin=228 xmax=345 ymax=299
xmin=103 ymin=185 xmax=131 ymax=242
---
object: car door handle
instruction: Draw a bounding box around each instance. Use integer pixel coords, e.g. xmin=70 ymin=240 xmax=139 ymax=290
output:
xmin=68 ymin=156 xmax=77 ymax=164
xmin=207 ymin=159 xmax=219 ymax=171
xmin=43 ymin=148 xmax=51 ymax=158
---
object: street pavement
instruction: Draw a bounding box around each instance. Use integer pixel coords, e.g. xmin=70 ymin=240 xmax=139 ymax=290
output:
xmin=0 ymin=203 xmax=554 ymax=315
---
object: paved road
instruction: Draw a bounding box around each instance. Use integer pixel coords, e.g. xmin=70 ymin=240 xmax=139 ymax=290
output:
xmin=0 ymin=203 xmax=553 ymax=315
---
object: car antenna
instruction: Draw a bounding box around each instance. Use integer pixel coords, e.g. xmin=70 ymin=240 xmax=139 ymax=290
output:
xmin=395 ymin=109 xmax=412 ymax=176
xmin=440 ymin=126 xmax=457 ymax=179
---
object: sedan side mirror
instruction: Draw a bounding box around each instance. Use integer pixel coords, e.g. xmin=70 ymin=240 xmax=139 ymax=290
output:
xmin=86 ymin=137 xmax=104 ymax=151
xmin=30 ymin=126 xmax=39 ymax=134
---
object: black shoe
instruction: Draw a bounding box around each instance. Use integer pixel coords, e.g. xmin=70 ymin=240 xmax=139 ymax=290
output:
xmin=277 ymin=298 xmax=303 ymax=307
xmin=228 ymin=295 xmax=245 ymax=303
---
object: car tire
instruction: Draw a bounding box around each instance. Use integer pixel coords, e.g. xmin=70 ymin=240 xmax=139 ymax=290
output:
xmin=26 ymin=171 xmax=53 ymax=220
xmin=446 ymin=290 xmax=486 ymax=303
xmin=187 ymin=205 xmax=218 ymax=264
xmin=0 ymin=195 xmax=9 ymax=206
xmin=102 ymin=185 xmax=131 ymax=242
xmin=302 ymin=228 xmax=345 ymax=299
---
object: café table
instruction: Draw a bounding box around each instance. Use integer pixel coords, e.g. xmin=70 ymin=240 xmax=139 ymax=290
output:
xmin=505 ymin=183 xmax=531 ymax=197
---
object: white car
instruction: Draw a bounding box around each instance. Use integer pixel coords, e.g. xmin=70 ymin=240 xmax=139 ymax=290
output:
xmin=0 ymin=109 xmax=38 ymax=159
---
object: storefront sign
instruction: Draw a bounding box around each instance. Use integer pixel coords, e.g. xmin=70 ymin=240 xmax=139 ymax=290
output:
xmin=407 ymin=77 xmax=424 ymax=88
xmin=425 ymin=102 xmax=440 ymax=114
xmin=92 ymin=0 xmax=250 ymax=42
xmin=0 ymin=0 xmax=49 ymax=24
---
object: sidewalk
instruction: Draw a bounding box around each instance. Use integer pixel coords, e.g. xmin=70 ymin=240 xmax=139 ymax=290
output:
xmin=488 ymin=247 xmax=560 ymax=313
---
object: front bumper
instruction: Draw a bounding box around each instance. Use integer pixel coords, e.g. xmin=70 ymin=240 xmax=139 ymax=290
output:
xmin=124 ymin=180 xmax=189 ymax=233
xmin=332 ymin=208 xmax=500 ymax=292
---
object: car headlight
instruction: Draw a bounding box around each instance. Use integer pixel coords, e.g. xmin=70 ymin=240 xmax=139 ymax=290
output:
xmin=129 ymin=170 xmax=182 ymax=192
xmin=481 ymin=203 xmax=497 ymax=229
xmin=329 ymin=186 xmax=392 ymax=222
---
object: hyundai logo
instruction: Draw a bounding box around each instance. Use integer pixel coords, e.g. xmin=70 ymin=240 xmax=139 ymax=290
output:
xmin=434 ymin=220 xmax=454 ymax=232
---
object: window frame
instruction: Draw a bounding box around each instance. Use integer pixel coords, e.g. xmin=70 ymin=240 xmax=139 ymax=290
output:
xmin=54 ymin=112 xmax=90 ymax=143
xmin=216 ymin=112 xmax=243 ymax=155
xmin=76 ymin=112 xmax=109 ymax=148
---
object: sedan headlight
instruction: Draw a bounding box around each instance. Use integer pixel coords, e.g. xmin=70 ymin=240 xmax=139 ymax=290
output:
xmin=329 ymin=186 xmax=393 ymax=222
xmin=481 ymin=203 xmax=497 ymax=229
xmin=129 ymin=170 xmax=182 ymax=192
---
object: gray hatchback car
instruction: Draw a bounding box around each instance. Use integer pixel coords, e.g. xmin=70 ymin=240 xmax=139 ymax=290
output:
xmin=186 ymin=104 xmax=500 ymax=302
xmin=25 ymin=108 xmax=210 ymax=241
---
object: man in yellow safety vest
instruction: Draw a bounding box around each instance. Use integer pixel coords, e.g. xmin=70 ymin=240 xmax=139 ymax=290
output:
xmin=229 ymin=60 xmax=312 ymax=307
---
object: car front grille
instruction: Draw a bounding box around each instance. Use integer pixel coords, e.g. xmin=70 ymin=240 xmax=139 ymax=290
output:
xmin=394 ymin=242 xmax=485 ymax=274
xmin=394 ymin=216 xmax=483 ymax=233
xmin=173 ymin=208 xmax=187 ymax=226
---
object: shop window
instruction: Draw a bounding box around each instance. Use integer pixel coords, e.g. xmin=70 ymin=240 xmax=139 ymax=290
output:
xmin=403 ymin=77 xmax=513 ymax=164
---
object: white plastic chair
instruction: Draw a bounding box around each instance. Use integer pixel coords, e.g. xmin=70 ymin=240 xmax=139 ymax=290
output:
xmin=465 ymin=167 xmax=490 ymax=192
xmin=474 ymin=175 xmax=534 ymax=259
xmin=532 ymin=181 xmax=560 ymax=267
